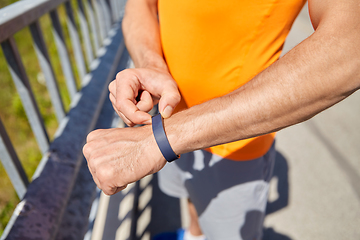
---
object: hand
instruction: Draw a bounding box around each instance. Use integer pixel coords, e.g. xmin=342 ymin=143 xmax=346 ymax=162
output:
xmin=83 ymin=125 xmax=167 ymax=195
xmin=109 ymin=68 xmax=181 ymax=126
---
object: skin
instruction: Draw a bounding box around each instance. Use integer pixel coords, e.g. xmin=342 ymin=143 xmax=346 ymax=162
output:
xmin=83 ymin=0 xmax=360 ymax=205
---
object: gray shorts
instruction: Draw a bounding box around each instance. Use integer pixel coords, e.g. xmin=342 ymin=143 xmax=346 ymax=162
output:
xmin=158 ymin=143 xmax=276 ymax=240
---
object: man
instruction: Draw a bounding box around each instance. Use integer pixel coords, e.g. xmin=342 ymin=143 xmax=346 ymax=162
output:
xmin=83 ymin=0 xmax=360 ymax=239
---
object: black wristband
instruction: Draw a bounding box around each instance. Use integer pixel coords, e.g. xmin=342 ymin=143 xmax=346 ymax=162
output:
xmin=152 ymin=114 xmax=179 ymax=162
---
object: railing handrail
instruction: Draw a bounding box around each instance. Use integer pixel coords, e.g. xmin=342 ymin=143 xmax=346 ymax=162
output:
xmin=1 ymin=27 xmax=126 ymax=239
xmin=0 ymin=0 xmax=68 ymax=43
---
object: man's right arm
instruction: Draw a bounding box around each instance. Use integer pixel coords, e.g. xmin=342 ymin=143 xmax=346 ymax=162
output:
xmin=110 ymin=0 xmax=180 ymax=126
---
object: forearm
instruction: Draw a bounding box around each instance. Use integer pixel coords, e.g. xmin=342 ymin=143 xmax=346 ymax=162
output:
xmin=165 ymin=16 xmax=360 ymax=155
xmin=122 ymin=0 xmax=167 ymax=71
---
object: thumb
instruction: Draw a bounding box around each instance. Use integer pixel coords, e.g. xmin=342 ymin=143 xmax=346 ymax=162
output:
xmin=158 ymin=89 xmax=181 ymax=119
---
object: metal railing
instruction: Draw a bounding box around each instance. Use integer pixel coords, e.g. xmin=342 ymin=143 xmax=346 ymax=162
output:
xmin=0 ymin=0 xmax=132 ymax=239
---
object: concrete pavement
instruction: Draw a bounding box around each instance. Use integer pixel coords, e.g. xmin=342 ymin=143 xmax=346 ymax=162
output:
xmin=264 ymin=4 xmax=360 ymax=239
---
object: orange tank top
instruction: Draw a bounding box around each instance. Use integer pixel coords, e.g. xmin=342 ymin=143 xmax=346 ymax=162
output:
xmin=158 ymin=0 xmax=306 ymax=160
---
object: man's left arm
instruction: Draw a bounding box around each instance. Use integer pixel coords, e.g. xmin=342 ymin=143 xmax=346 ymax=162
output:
xmin=83 ymin=0 xmax=360 ymax=195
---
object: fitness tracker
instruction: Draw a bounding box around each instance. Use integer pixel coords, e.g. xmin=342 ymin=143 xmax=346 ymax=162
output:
xmin=152 ymin=114 xmax=179 ymax=162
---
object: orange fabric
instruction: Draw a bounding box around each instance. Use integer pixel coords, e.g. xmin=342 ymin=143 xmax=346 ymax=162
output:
xmin=159 ymin=0 xmax=306 ymax=160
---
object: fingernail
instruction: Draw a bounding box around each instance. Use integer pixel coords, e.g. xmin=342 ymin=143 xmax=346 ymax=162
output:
xmin=162 ymin=106 xmax=173 ymax=118
xmin=143 ymin=118 xmax=152 ymax=125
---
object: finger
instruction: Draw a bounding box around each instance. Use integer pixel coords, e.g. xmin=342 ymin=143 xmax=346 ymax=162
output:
xmin=115 ymin=74 xmax=152 ymax=124
xmin=136 ymin=90 xmax=154 ymax=113
xmin=86 ymin=129 xmax=105 ymax=143
xmin=109 ymin=92 xmax=115 ymax=106
xmin=158 ymin=84 xmax=181 ymax=118
xmin=110 ymin=85 xmax=144 ymax=126
xmin=109 ymin=95 xmax=130 ymax=124
xmin=110 ymin=93 xmax=123 ymax=119
xmin=90 ymin=168 xmax=101 ymax=189
xmin=113 ymin=185 xmax=128 ymax=195
xmin=82 ymin=144 xmax=90 ymax=161
xmin=102 ymin=187 xmax=117 ymax=196
xmin=108 ymin=80 xmax=117 ymax=108
xmin=102 ymin=184 xmax=127 ymax=196
xmin=118 ymin=98 xmax=152 ymax=125
xmin=108 ymin=80 xmax=116 ymax=96
xmin=111 ymin=102 xmax=136 ymax=127
xmin=118 ymin=112 xmax=135 ymax=127
xmin=83 ymin=151 xmax=101 ymax=188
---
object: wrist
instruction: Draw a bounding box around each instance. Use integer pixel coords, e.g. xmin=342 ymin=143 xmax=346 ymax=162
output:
xmin=162 ymin=103 xmax=216 ymax=156
xmin=142 ymin=124 xmax=167 ymax=173
xmin=137 ymin=50 xmax=169 ymax=73
xmin=152 ymin=114 xmax=179 ymax=162
xmin=162 ymin=114 xmax=189 ymax=156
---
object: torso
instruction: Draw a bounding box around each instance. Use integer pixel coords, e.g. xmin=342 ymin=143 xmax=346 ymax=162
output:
xmin=158 ymin=0 xmax=306 ymax=160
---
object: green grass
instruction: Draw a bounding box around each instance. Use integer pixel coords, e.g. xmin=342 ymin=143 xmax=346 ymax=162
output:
xmin=0 ymin=0 xmax=91 ymax=235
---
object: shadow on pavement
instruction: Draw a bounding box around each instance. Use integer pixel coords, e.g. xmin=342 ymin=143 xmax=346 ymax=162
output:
xmin=145 ymin=173 xmax=182 ymax=239
xmin=144 ymin=151 xmax=292 ymax=240
xmin=263 ymin=151 xmax=292 ymax=240
xmin=266 ymin=151 xmax=290 ymax=215
xmin=263 ymin=227 xmax=292 ymax=240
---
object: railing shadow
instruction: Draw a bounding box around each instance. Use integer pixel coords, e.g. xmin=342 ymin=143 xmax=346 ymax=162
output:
xmin=263 ymin=151 xmax=291 ymax=240
xmin=266 ymin=151 xmax=289 ymax=215
xmin=132 ymin=150 xmax=292 ymax=240
xmin=146 ymin=173 xmax=182 ymax=239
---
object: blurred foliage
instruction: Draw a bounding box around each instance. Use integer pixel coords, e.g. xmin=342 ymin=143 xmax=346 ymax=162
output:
xmin=0 ymin=0 xmax=91 ymax=235
xmin=0 ymin=197 xmax=18 ymax=236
